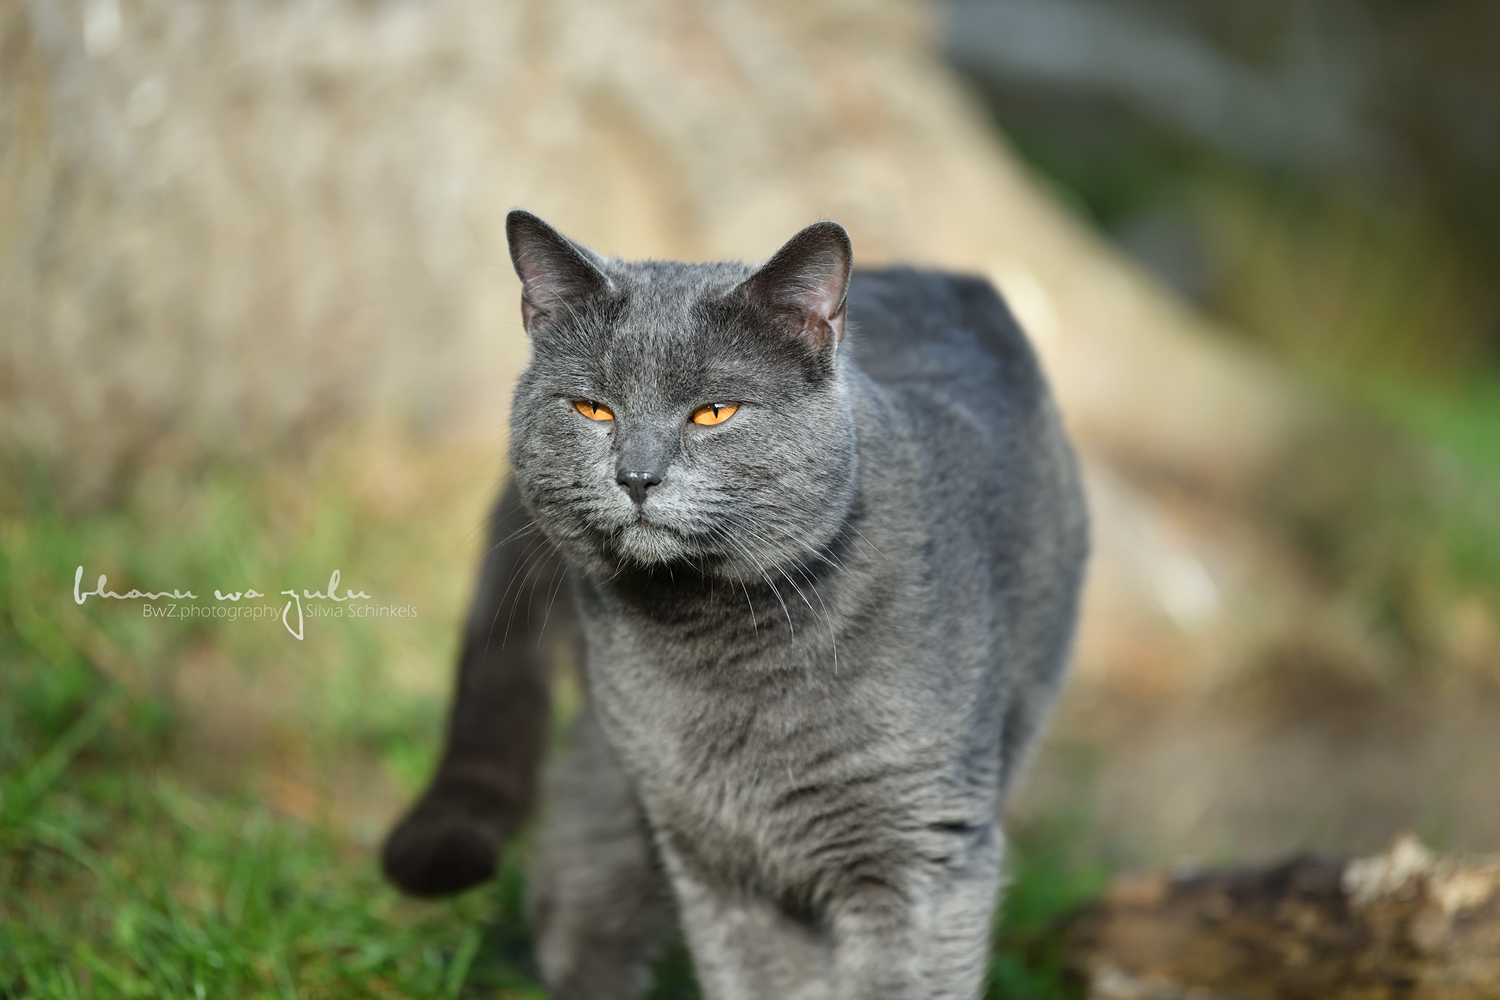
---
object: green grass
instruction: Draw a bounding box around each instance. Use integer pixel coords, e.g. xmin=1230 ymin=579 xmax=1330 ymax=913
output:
xmin=0 ymin=564 xmax=535 ymax=998
xmin=3 ymin=774 xmax=538 ymax=998
xmin=0 ymin=445 xmax=499 ymax=997
xmin=1 ymin=446 xmax=1107 ymax=998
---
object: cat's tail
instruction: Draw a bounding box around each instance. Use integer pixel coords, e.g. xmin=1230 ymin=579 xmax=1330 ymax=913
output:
xmin=381 ymin=480 xmax=572 ymax=897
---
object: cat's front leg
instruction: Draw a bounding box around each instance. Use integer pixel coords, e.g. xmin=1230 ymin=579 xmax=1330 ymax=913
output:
xmin=530 ymin=704 xmax=675 ymax=1000
xmin=657 ymin=841 xmax=830 ymax=1000
xmin=826 ymin=823 xmax=1003 ymax=1000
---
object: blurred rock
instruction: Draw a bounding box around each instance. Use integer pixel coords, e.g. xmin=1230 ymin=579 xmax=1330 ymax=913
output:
xmin=0 ymin=0 xmax=1301 ymax=501
xmin=1068 ymin=833 xmax=1500 ymax=998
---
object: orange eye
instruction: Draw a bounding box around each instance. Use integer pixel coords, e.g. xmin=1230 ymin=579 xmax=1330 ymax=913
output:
xmin=691 ymin=402 xmax=739 ymax=426
xmin=573 ymin=400 xmax=614 ymax=421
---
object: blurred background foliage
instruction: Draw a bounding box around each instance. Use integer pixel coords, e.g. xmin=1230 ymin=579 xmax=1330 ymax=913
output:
xmin=951 ymin=0 xmax=1500 ymax=374
xmin=2 ymin=0 xmax=1497 ymax=996
xmin=951 ymin=0 xmax=1500 ymax=646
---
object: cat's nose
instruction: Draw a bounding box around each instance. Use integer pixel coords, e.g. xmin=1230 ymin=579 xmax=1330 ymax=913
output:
xmin=616 ymin=468 xmax=663 ymax=505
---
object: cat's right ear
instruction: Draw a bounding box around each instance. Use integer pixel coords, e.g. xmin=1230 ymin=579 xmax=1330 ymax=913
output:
xmin=505 ymin=210 xmax=611 ymax=333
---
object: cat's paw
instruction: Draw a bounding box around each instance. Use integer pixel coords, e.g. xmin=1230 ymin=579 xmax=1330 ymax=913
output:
xmin=381 ymin=810 xmax=501 ymax=897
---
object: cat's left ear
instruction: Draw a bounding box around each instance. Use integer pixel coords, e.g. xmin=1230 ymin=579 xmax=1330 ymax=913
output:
xmin=739 ymin=221 xmax=853 ymax=352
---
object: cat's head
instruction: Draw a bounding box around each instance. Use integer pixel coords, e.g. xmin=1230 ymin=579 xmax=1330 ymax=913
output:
xmin=504 ymin=210 xmax=859 ymax=580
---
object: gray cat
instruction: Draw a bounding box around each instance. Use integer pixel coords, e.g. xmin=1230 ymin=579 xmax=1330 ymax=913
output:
xmin=382 ymin=211 xmax=1089 ymax=1000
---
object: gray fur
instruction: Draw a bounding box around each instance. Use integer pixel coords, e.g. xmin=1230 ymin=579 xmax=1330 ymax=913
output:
xmin=383 ymin=211 xmax=1088 ymax=1000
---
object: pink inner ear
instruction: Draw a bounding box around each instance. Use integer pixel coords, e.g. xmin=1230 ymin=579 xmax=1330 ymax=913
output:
xmin=789 ymin=267 xmax=848 ymax=323
xmin=779 ymin=264 xmax=849 ymax=348
xmin=798 ymin=264 xmax=849 ymax=343
xmin=518 ymin=262 xmax=570 ymax=314
xmin=829 ymin=298 xmax=848 ymax=344
xmin=780 ymin=277 xmax=847 ymax=346
xmin=520 ymin=295 xmax=541 ymax=328
xmin=515 ymin=248 xmax=583 ymax=315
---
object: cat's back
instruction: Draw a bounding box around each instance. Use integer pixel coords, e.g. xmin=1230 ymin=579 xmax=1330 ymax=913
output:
xmin=844 ymin=267 xmax=1045 ymax=414
xmin=844 ymin=266 xmax=1086 ymax=636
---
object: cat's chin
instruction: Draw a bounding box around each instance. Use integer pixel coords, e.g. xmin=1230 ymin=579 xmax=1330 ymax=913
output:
xmin=611 ymin=518 xmax=696 ymax=567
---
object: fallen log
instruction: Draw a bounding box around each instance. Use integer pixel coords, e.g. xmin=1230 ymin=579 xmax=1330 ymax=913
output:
xmin=1066 ymin=834 xmax=1500 ymax=999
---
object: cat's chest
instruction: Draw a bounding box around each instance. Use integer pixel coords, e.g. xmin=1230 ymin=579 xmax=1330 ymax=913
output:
xmin=580 ymin=608 xmax=878 ymax=861
xmin=586 ymin=620 xmax=830 ymax=788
